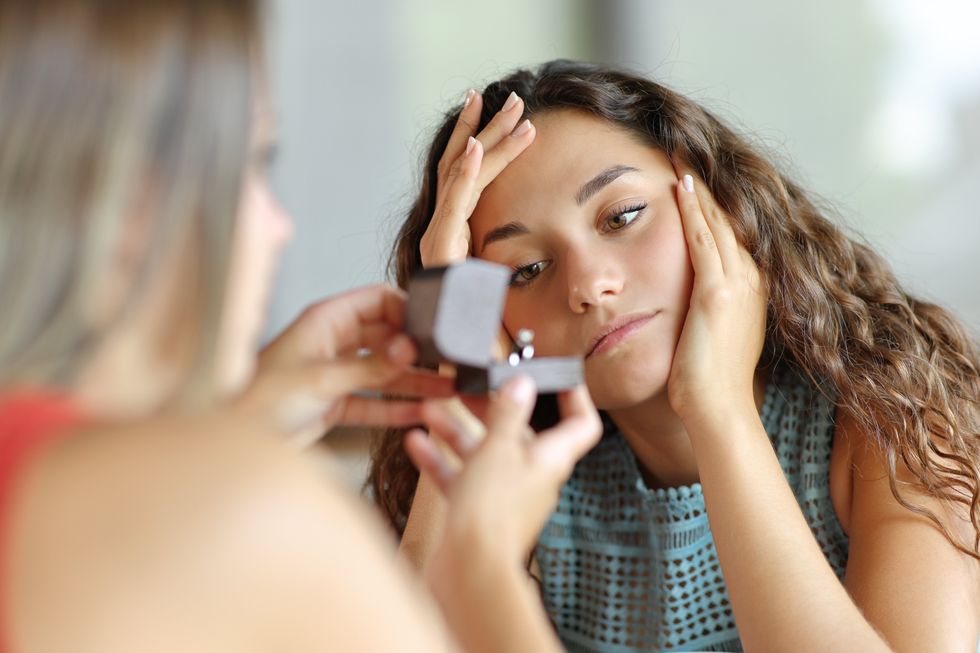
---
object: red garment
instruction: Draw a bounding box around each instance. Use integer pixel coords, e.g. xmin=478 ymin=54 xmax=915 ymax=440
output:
xmin=0 ymin=392 xmax=81 ymax=653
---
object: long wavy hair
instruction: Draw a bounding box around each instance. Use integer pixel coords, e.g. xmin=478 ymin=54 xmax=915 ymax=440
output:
xmin=0 ymin=0 xmax=259 ymax=404
xmin=369 ymin=59 xmax=980 ymax=558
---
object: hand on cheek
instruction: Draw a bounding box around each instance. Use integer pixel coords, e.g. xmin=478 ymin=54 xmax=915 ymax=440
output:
xmin=666 ymin=164 xmax=768 ymax=430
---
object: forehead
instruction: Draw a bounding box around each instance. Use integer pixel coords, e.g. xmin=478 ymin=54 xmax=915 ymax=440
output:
xmin=470 ymin=109 xmax=672 ymax=231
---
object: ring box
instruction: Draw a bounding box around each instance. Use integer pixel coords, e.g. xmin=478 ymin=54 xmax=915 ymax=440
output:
xmin=404 ymin=260 xmax=583 ymax=394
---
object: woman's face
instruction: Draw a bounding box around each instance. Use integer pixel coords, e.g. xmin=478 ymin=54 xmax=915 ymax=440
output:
xmin=468 ymin=110 xmax=692 ymax=410
xmin=217 ymin=87 xmax=293 ymax=394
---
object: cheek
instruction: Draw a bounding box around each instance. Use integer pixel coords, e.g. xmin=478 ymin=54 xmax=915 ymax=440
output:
xmin=501 ymin=293 xmax=570 ymax=356
xmin=632 ymin=214 xmax=693 ymax=314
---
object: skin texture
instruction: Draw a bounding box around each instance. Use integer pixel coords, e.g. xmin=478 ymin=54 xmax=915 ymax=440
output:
xmin=402 ymin=99 xmax=980 ymax=651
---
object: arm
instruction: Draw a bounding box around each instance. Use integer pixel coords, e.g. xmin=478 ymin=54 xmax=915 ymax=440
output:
xmin=840 ymin=413 xmax=980 ymax=652
xmin=401 ymin=397 xmax=487 ymax=571
xmin=690 ymin=407 xmax=980 ymax=652
xmin=405 ymin=377 xmax=602 ymax=653
xmin=687 ymin=409 xmax=892 ymax=652
xmin=401 ymin=470 xmax=449 ymax=570
xmin=668 ymin=167 xmax=887 ymax=652
xmin=399 ymin=86 xmax=536 ymax=572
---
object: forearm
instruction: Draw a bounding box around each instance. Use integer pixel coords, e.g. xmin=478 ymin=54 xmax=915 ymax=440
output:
xmin=427 ymin=546 xmax=561 ymax=653
xmin=400 ymin=472 xmax=448 ymax=571
xmin=688 ymin=410 xmax=891 ymax=653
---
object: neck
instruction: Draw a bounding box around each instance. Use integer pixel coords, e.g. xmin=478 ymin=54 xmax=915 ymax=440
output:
xmin=72 ymin=324 xmax=184 ymax=421
xmin=605 ymin=369 xmax=770 ymax=490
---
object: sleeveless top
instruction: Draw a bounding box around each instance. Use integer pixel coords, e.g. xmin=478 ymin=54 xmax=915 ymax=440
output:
xmin=0 ymin=392 xmax=81 ymax=653
xmin=535 ymin=364 xmax=850 ymax=652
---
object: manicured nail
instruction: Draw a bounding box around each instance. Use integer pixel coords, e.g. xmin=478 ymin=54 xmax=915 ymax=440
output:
xmin=511 ymin=119 xmax=533 ymax=138
xmin=465 ymin=136 xmax=477 ymax=156
xmin=462 ymin=88 xmax=475 ymax=109
xmin=683 ymin=174 xmax=694 ymax=192
xmin=504 ymin=375 xmax=535 ymax=405
xmin=502 ymin=91 xmax=520 ymax=112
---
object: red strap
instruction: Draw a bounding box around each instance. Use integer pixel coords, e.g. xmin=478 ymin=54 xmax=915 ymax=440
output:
xmin=0 ymin=393 xmax=81 ymax=653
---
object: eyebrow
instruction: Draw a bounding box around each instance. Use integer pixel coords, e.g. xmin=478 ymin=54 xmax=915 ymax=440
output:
xmin=479 ymin=164 xmax=640 ymax=253
xmin=480 ymin=221 xmax=530 ymax=252
xmin=575 ymin=165 xmax=639 ymax=205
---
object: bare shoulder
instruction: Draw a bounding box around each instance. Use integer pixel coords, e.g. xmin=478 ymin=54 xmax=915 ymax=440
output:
xmin=832 ymin=410 xmax=980 ymax=652
xmin=7 ymin=412 xmax=453 ymax=653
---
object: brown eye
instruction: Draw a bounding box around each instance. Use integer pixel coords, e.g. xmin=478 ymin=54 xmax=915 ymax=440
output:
xmin=510 ymin=260 xmax=550 ymax=287
xmin=604 ymin=206 xmax=643 ymax=232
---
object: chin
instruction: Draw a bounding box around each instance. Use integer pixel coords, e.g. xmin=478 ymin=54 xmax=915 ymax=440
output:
xmin=583 ymin=341 xmax=674 ymax=411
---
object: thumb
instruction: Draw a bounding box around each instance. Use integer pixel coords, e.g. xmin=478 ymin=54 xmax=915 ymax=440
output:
xmin=482 ymin=375 xmax=537 ymax=443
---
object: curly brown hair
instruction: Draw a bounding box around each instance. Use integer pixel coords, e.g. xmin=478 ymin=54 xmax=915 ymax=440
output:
xmin=368 ymin=59 xmax=980 ymax=558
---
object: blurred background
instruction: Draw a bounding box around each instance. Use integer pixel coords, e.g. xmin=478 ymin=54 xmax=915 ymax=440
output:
xmin=265 ymin=0 xmax=980 ymax=488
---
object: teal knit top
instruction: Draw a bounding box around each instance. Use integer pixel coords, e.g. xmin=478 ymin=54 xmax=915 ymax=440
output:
xmin=535 ymin=364 xmax=850 ymax=652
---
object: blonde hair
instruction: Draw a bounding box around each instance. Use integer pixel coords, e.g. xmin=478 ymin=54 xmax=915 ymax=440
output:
xmin=0 ymin=0 xmax=260 ymax=404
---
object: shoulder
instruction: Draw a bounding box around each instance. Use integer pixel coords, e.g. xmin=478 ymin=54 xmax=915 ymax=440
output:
xmin=7 ymin=412 xmax=452 ymax=653
xmin=831 ymin=410 xmax=980 ymax=650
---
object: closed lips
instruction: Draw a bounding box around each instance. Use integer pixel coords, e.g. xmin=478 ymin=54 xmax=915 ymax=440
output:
xmin=586 ymin=312 xmax=658 ymax=357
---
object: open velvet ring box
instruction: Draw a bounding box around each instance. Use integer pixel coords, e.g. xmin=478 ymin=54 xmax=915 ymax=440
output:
xmin=404 ymin=259 xmax=583 ymax=394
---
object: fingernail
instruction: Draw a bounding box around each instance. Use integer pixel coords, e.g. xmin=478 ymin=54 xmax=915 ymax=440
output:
xmin=462 ymin=88 xmax=475 ymax=109
xmin=511 ymin=119 xmax=532 ymax=138
xmin=504 ymin=375 xmax=535 ymax=405
xmin=387 ymin=335 xmax=414 ymax=362
xmin=683 ymin=174 xmax=694 ymax=192
xmin=465 ymin=136 xmax=477 ymax=156
xmin=502 ymin=91 xmax=520 ymax=112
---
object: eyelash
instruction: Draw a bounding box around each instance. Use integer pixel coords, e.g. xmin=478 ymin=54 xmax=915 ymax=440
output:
xmin=509 ymin=202 xmax=648 ymax=289
xmin=601 ymin=202 xmax=646 ymax=233
xmin=510 ymin=260 xmax=550 ymax=288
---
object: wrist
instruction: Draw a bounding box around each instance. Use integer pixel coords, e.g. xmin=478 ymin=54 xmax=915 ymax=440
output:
xmin=680 ymin=400 xmax=764 ymax=446
xmin=426 ymin=530 xmax=526 ymax=606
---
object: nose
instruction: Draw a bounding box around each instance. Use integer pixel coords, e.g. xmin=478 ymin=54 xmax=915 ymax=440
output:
xmin=565 ymin=246 xmax=624 ymax=314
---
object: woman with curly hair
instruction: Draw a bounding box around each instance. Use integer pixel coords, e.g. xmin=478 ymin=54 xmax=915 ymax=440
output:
xmin=370 ymin=60 xmax=980 ymax=652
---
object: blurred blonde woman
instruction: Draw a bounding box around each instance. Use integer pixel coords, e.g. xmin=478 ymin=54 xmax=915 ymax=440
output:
xmin=0 ymin=3 xmax=601 ymax=652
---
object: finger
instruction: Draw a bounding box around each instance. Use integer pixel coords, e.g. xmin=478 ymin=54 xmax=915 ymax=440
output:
xmin=673 ymin=162 xmax=741 ymax=273
xmin=483 ymin=375 xmax=537 ymax=443
xmin=532 ymin=384 xmax=602 ymax=477
xmin=420 ymin=399 xmax=484 ymax=459
xmin=404 ymin=429 xmax=456 ymax=496
xmin=301 ymin=285 xmax=408 ymax=357
xmin=470 ymin=119 xmax=536 ymax=212
xmin=437 ymin=89 xmax=484 ymax=191
xmin=676 ymin=173 xmax=724 ymax=281
xmin=308 ymin=345 xmax=414 ymax=399
xmin=379 ymin=368 xmax=456 ymax=399
xmin=331 ymin=396 xmax=425 ymax=427
xmin=336 ymin=323 xmax=399 ymax=357
xmin=423 ymin=137 xmax=484 ymax=266
xmin=474 ymin=91 xmax=526 ymax=152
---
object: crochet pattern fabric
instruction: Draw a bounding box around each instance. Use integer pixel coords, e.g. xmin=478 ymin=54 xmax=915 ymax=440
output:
xmin=535 ymin=364 xmax=850 ymax=652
